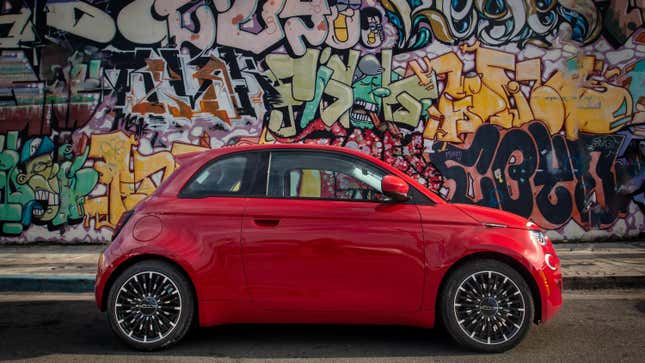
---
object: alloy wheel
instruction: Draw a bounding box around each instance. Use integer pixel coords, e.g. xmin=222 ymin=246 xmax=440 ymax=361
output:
xmin=453 ymin=270 xmax=526 ymax=345
xmin=113 ymin=271 xmax=182 ymax=344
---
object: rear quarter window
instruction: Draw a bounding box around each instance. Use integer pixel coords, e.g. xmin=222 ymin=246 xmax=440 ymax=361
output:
xmin=179 ymin=153 xmax=262 ymax=198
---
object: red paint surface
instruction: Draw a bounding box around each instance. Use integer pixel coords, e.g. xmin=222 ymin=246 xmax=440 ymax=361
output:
xmin=95 ymin=144 xmax=562 ymax=328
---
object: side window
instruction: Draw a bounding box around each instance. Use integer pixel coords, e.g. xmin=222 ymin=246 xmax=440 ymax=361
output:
xmin=180 ymin=154 xmax=255 ymax=197
xmin=268 ymin=151 xmax=389 ymax=202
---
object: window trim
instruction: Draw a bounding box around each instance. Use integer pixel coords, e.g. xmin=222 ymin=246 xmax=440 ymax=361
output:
xmin=265 ymin=151 xmax=272 ymax=197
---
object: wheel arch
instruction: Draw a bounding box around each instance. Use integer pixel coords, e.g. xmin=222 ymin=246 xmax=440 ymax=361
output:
xmin=435 ymin=251 xmax=542 ymax=324
xmin=100 ymin=254 xmax=199 ymax=324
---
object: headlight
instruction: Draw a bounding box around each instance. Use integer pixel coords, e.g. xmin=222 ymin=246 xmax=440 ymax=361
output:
xmin=529 ymin=230 xmax=547 ymax=246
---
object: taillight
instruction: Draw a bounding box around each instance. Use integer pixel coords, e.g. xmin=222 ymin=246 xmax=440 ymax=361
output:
xmin=112 ymin=210 xmax=134 ymax=241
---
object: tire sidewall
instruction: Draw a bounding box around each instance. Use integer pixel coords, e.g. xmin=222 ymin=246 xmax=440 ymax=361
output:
xmin=106 ymin=260 xmax=194 ymax=351
xmin=440 ymin=259 xmax=534 ymax=353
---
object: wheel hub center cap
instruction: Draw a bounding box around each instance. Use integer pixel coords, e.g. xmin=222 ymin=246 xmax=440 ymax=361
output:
xmin=137 ymin=297 xmax=159 ymax=315
xmin=479 ymin=297 xmax=498 ymax=317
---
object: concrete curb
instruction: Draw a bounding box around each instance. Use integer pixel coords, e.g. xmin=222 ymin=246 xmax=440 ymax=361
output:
xmin=563 ymin=276 xmax=645 ymax=290
xmin=0 ymin=275 xmax=95 ymax=293
xmin=0 ymin=274 xmax=643 ymax=293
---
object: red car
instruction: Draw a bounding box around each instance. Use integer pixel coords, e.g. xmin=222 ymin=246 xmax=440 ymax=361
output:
xmin=95 ymin=144 xmax=562 ymax=352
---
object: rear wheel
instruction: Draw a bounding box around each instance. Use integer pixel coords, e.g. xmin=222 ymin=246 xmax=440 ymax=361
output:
xmin=106 ymin=260 xmax=194 ymax=350
xmin=440 ymin=259 xmax=534 ymax=352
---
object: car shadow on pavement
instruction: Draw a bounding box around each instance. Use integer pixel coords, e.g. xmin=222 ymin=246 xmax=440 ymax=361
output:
xmin=0 ymin=299 xmax=473 ymax=360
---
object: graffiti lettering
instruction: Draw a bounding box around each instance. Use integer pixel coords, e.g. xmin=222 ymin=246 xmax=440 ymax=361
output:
xmin=46 ymin=1 xmax=117 ymax=43
xmin=0 ymin=8 xmax=35 ymax=48
xmin=84 ymin=131 xmax=208 ymax=229
xmin=264 ymin=47 xmax=438 ymax=138
xmin=381 ymin=0 xmax=601 ymax=50
xmin=432 ymin=122 xmax=627 ymax=229
xmin=416 ymin=42 xmax=635 ymax=142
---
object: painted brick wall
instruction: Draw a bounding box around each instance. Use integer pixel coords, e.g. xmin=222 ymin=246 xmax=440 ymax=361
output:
xmin=0 ymin=0 xmax=644 ymax=242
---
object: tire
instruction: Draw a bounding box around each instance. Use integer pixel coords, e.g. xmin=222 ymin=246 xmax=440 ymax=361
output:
xmin=106 ymin=260 xmax=195 ymax=350
xmin=440 ymin=259 xmax=534 ymax=353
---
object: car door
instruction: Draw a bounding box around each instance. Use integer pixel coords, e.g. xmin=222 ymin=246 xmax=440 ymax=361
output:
xmin=173 ymin=151 xmax=265 ymax=301
xmin=241 ymin=150 xmax=425 ymax=313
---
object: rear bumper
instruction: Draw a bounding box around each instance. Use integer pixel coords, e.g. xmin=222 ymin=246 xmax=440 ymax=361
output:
xmin=94 ymin=243 xmax=117 ymax=311
xmin=95 ymin=276 xmax=107 ymax=311
xmin=94 ymin=254 xmax=108 ymax=311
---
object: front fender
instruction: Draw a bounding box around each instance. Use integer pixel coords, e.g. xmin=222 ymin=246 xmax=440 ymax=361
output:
xmin=422 ymin=225 xmax=550 ymax=322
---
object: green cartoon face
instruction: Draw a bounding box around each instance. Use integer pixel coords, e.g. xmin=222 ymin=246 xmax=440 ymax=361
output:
xmin=18 ymin=153 xmax=60 ymax=222
xmin=351 ymin=73 xmax=390 ymax=129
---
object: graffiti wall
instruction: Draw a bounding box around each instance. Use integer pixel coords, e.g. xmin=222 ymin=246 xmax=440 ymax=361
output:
xmin=0 ymin=0 xmax=643 ymax=242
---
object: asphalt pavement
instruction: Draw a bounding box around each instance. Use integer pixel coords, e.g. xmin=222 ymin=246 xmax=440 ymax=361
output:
xmin=0 ymin=289 xmax=644 ymax=362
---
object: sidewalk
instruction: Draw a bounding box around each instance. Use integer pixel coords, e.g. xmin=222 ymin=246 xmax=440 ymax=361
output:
xmin=555 ymin=241 xmax=645 ymax=289
xmin=0 ymin=244 xmax=102 ymax=292
xmin=0 ymin=242 xmax=644 ymax=292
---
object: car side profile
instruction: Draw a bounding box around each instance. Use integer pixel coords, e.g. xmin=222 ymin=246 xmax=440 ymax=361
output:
xmin=95 ymin=144 xmax=562 ymax=352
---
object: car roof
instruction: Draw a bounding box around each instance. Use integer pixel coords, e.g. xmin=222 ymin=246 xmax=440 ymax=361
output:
xmin=196 ymin=143 xmax=374 ymax=158
xmin=176 ymin=143 xmax=387 ymax=167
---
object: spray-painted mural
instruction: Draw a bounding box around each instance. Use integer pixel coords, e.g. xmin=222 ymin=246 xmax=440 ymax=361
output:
xmin=0 ymin=0 xmax=643 ymax=242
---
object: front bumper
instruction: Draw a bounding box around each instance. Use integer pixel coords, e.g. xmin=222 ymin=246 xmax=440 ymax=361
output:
xmin=533 ymin=253 xmax=563 ymax=322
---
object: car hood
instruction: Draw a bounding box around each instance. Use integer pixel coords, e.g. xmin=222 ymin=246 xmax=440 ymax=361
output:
xmin=452 ymin=203 xmax=530 ymax=230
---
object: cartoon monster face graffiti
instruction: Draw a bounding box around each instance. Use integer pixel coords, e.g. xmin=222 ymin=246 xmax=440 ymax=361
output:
xmin=350 ymin=55 xmax=391 ymax=128
xmin=17 ymin=137 xmax=60 ymax=223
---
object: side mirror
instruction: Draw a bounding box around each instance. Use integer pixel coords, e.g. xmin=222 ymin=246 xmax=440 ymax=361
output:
xmin=381 ymin=175 xmax=409 ymax=202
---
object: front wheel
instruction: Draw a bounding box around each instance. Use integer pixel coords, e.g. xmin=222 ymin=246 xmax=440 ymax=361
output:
xmin=440 ymin=259 xmax=534 ymax=352
xmin=106 ymin=260 xmax=194 ymax=350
